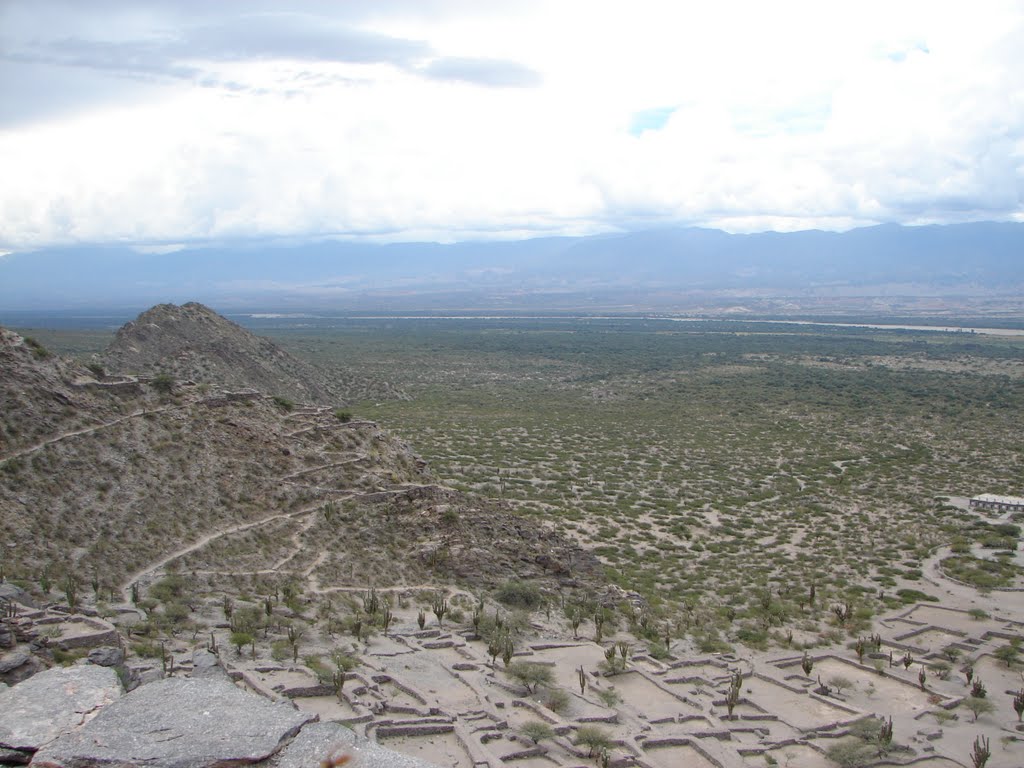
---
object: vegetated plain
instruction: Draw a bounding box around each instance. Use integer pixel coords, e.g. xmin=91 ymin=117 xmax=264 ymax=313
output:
xmin=259 ymin=316 xmax=1024 ymax=649
xmin=22 ymin=315 xmax=1024 ymax=651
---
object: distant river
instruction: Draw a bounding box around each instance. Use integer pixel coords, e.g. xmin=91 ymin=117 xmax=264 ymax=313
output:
xmin=729 ymin=320 xmax=1024 ymax=337
xmin=241 ymin=313 xmax=1024 ymax=336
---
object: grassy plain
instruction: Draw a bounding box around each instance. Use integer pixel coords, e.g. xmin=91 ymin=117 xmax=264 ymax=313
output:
xmin=263 ymin=317 xmax=1024 ymax=644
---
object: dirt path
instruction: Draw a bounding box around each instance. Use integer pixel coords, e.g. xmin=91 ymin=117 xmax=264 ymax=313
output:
xmin=0 ymin=404 xmax=180 ymax=465
xmin=278 ymin=454 xmax=368 ymax=481
xmin=118 ymin=501 xmax=326 ymax=601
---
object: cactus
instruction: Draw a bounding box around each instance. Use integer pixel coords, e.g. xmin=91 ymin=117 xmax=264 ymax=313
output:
xmin=725 ymin=670 xmax=742 ymax=718
xmin=62 ymin=574 xmax=79 ymax=611
xmin=432 ymin=596 xmax=448 ymax=627
xmin=332 ymin=670 xmax=346 ymax=702
xmin=578 ymin=665 xmax=587 ymax=696
xmin=362 ymin=587 xmax=380 ymax=616
xmin=801 ymin=652 xmax=814 ymax=676
xmin=970 ymin=735 xmax=990 ymax=768
xmin=570 ymin=609 xmax=582 ymax=639
xmin=879 ymin=716 xmax=893 ymax=749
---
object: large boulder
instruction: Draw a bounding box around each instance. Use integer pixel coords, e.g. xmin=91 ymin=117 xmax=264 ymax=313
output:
xmin=0 ymin=584 xmax=35 ymax=609
xmin=0 ymin=664 xmax=121 ymax=753
xmin=0 ymin=649 xmax=42 ymax=686
xmin=270 ymin=722 xmax=440 ymax=768
xmin=32 ymin=676 xmax=315 ymax=768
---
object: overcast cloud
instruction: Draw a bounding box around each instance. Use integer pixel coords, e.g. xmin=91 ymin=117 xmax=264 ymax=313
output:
xmin=0 ymin=0 xmax=1021 ymax=250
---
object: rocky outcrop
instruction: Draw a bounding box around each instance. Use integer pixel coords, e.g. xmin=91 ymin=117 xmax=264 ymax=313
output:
xmin=33 ymin=676 xmax=315 ymax=768
xmin=4 ymin=673 xmax=439 ymax=768
xmin=0 ymin=665 xmax=121 ymax=755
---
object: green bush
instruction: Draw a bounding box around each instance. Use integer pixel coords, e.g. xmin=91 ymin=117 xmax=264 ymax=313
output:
xmin=506 ymin=661 xmax=555 ymax=693
xmin=23 ymin=336 xmax=51 ymax=359
xmin=151 ymin=373 xmax=175 ymax=394
xmin=495 ymin=580 xmax=544 ymax=610
xmin=575 ymin=725 xmax=613 ymax=757
xmin=520 ymin=720 xmax=554 ymax=744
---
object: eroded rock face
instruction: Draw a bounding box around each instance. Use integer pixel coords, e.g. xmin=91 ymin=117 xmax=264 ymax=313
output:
xmin=32 ymin=676 xmax=315 ymax=768
xmin=0 ymin=664 xmax=121 ymax=753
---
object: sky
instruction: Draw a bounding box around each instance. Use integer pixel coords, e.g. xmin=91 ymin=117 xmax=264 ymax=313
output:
xmin=0 ymin=0 xmax=1022 ymax=253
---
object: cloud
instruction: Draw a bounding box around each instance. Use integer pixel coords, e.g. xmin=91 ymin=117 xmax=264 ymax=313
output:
xmin=0 ymin=0 xmax=1022 ymax=249
xmin=420 ymin=56 xmax=541 ymax=87
xmin=132 ymin=243 xmax=187 ymax=254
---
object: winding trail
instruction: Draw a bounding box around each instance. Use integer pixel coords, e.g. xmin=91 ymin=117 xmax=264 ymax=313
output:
xmin=118 ymin=482 xmax=455 ymax=602
xmin=118 ymin=501 xmax=326 ymax=601
xmin=0 ymin=404 xmax=181 ymax=465
xmin=278 ymin=454 xmax=368 ymax=481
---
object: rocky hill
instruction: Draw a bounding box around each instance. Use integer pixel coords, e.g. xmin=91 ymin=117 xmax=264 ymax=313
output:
xmin=100 ymin=302 xmax=405 ymax=405
xmin=0 ymin=321 xmax=601 ymax=598
xmin=0 ymin=319 xmax=607 ymax=767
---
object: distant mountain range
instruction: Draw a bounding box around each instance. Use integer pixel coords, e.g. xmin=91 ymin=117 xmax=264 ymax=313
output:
xmin=1 ymin=221 xmax=1022 ymax=311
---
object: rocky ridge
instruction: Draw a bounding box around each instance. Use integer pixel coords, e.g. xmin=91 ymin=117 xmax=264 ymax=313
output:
xmin=0 ymin=317 xmax=601 ymax=594
xmin=100 ymin=301 xmax=406 ymax=406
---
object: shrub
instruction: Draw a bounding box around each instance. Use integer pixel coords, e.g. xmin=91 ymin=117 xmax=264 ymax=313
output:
xmin=575 ymin=725 xmax=613 ymax=757
xmin=495 ymin=580 xmax=544 ymax=610
xmin=151 ymin=373 xmax=175 ymax=394
xmin=23 ymin=336 xmax=51 ymax=359
xmin=149 ymin=574 xmax=188 ymax=603
xmin=596 ymin=687 xmax=622 ymax=707
xmin=272 ymin=396 xmax=295 ymax=412
xmin=506 ymin=661 xmax=555 ymax=693
xmin=826 ymin=739 xmax=878 ymax=768
xmin=520 ymin=720 xmax=554 ymax=744
xmin=543 ymin=687 xmax=571 ymax=714
xmin=334 ymin=409 xmax=353 ymax=422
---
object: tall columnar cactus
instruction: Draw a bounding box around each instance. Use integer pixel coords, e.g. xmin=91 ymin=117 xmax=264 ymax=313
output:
xmin=432 ymin=597 xmax=448 ymax=628
xmin=725 ymin=670 xmax=742 ymax=718
xmin=801 ymin=652 xmax=814 ymax=677
xmin=970 ymin=735 xmax=990 ymax=768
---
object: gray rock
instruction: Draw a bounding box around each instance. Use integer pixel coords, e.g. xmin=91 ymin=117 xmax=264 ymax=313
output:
xmin=0 ymin=584 xmax=35 ymax=609
xmin=270 ymin=722 xmax=441 ymax=768
xmin=189 ymin=649 xmax=226 ymax=679
xmin=33 ymin=676 xmax=315 ymax=768
xmin=0 ymin=650 xmax=29 ymax=675
xmin=0 ymin=664 xmax=121 ymax=752
xmin=86 ymin=646 xmax=124 ymax=668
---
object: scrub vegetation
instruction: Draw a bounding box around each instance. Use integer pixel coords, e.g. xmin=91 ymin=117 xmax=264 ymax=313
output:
xmin=264 ymin=316 xmax=1024 ymax=644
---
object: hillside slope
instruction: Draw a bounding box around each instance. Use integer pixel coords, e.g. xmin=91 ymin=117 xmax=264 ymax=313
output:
xmin=100 ymin=302 xmax=405 ymax=405
xmin=0 ymin=324 xmax=601 ymax=598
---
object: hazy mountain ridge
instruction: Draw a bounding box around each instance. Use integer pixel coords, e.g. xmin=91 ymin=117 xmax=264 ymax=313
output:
xmin=2 ymin=222 xmax=1021 ymax=310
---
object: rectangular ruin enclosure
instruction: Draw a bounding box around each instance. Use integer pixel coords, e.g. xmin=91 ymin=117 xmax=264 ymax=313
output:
xmin=741 ymin=674 xmax=860 ymax=731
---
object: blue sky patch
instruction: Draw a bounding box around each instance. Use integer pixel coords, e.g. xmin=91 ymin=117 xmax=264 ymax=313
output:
xmin=629 ymin=106 xmax=677 ymax=136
